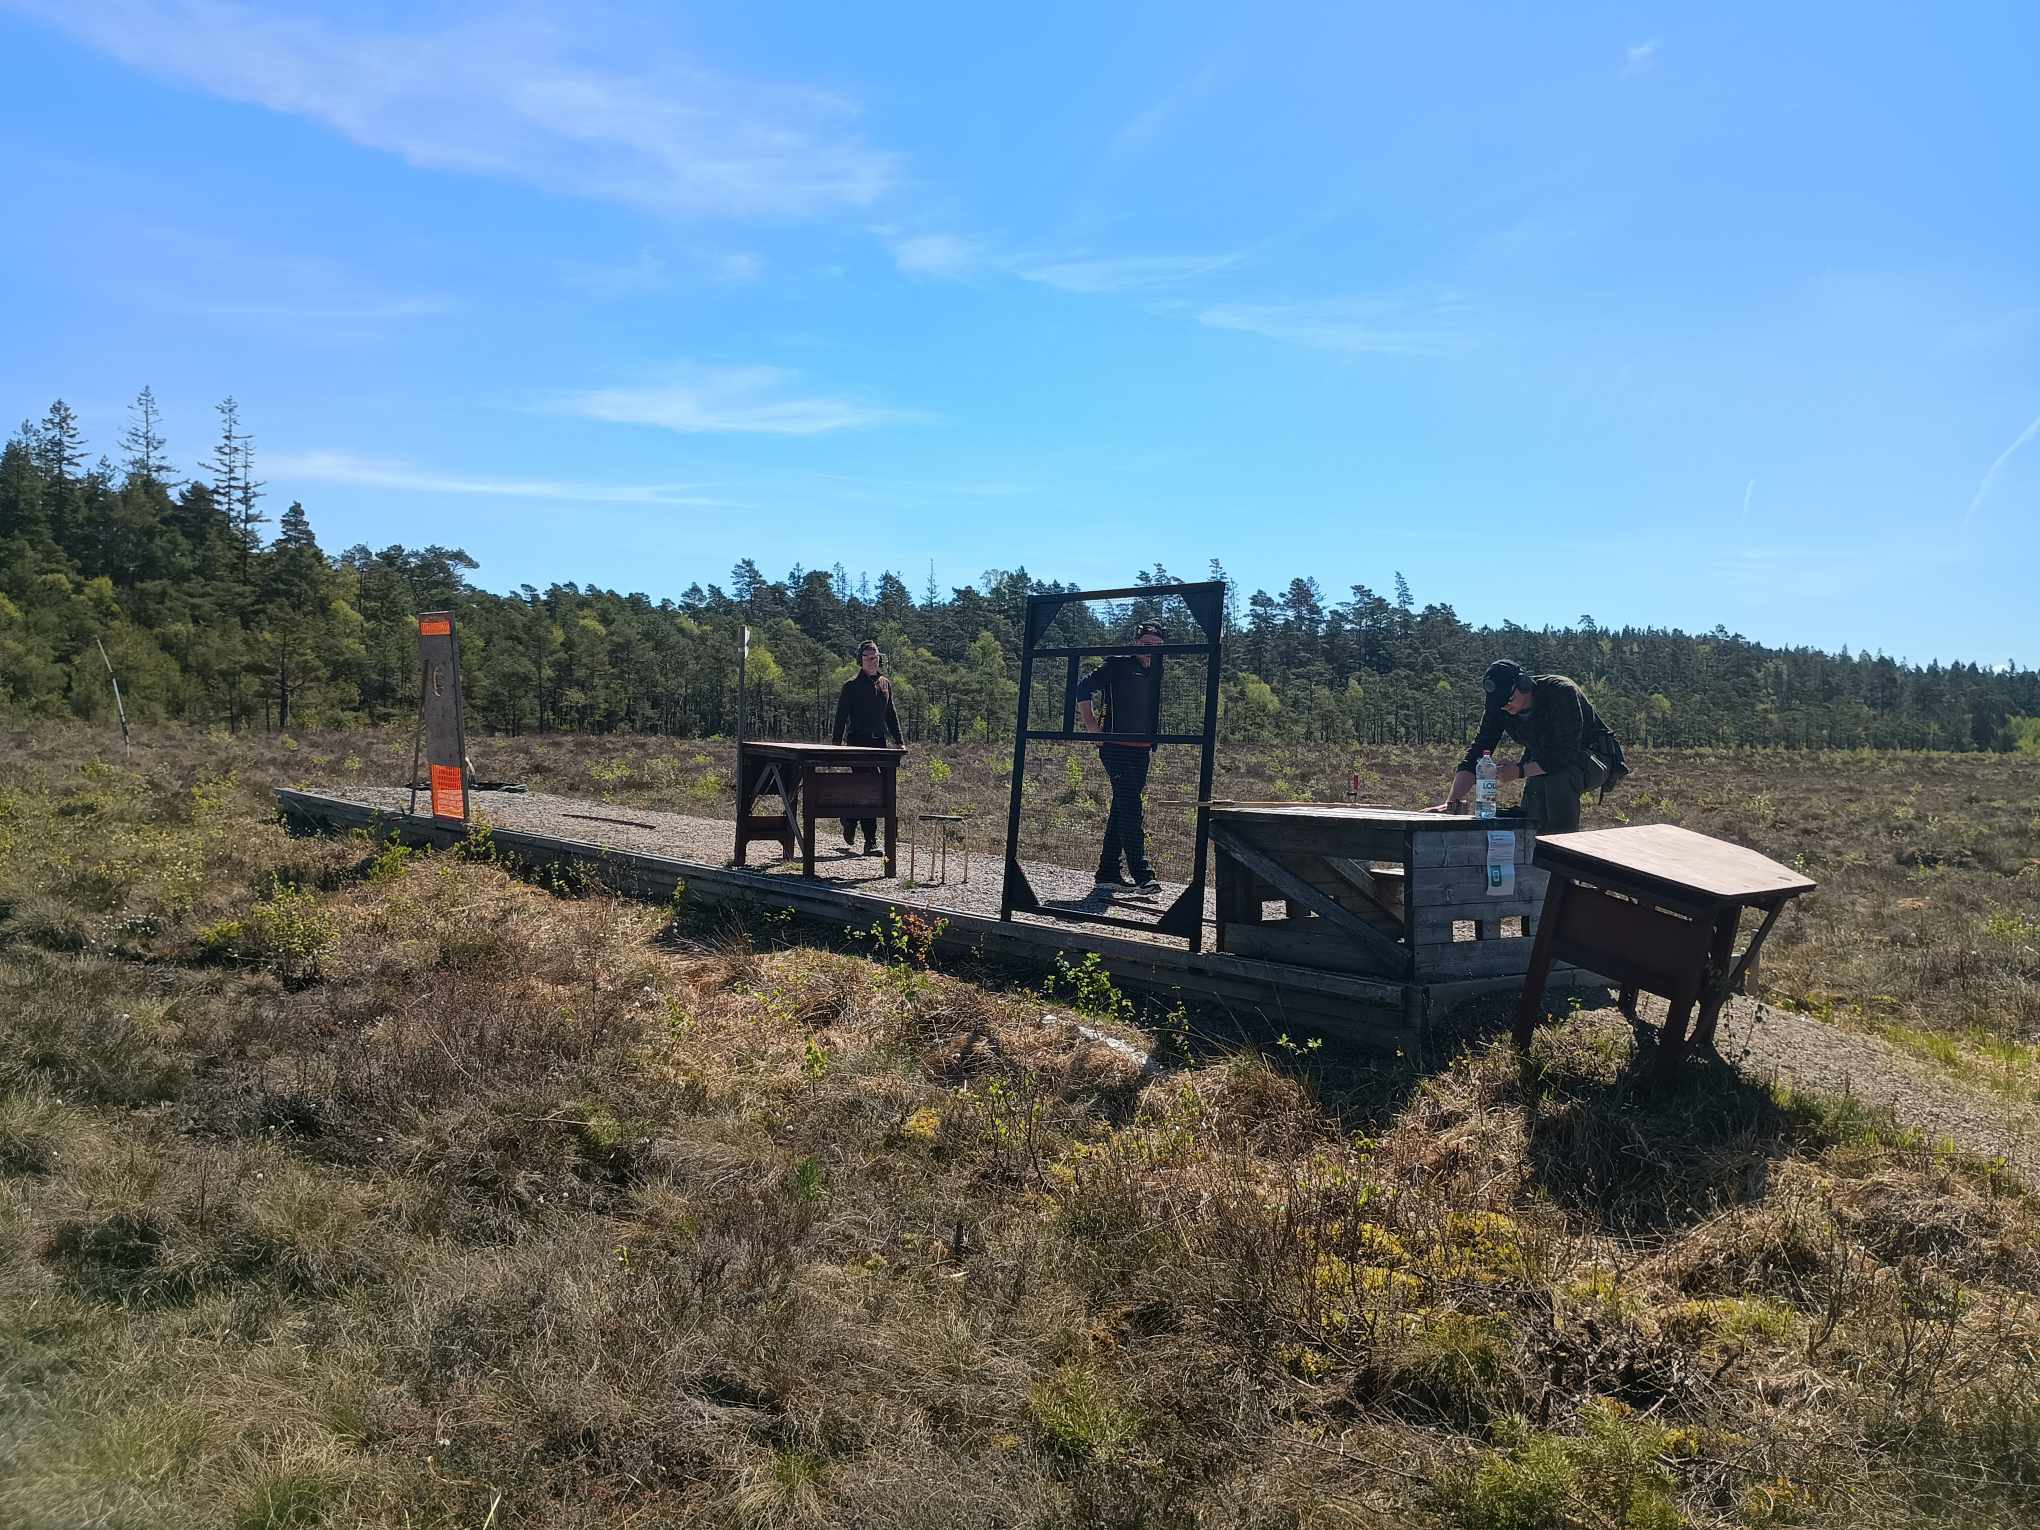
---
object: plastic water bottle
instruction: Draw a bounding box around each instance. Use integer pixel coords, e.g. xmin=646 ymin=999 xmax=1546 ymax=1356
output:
xmin=1474 ymin=752 xmax=1499 ymax=819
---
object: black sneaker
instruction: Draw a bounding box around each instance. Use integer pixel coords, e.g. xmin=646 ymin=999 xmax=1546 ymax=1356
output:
xmin=1133 ymin=873 xmax=1163 ymax=895
xmin=1093 ymin=872 xmax=1127 ymax=892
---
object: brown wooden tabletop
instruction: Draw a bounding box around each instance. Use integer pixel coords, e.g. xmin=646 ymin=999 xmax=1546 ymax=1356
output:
xmin=1209 ymin=804 xmax=1525 ymax=830
xmin=739 ymin=741 xmax=906 ymax=764
xmin=1533 ymin=823 xmax=1815 ymax=907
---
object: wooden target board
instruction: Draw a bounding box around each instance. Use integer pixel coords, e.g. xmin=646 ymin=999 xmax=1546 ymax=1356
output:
xmin=417 ymin=611 xmax=469 ymax=826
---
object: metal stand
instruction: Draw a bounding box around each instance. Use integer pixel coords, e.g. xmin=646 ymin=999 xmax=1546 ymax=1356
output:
xmin=998 ymin=581 xmax=1225 ymax=951
xmin=911 ymin=814 xmax=969 ymax=885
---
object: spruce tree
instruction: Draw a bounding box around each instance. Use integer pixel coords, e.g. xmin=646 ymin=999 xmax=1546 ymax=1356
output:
xmin=260 ymin=501 xmax=330 ymax=728
xmin=30 ymin=400 xmax=88 ymax=559
xmin=202 ymin=396 xmax=267 ymax=581
xmin=121 ymin=386 xmax=172 ymax=484
xmin=30 ymin=399 xmax=87 ymax=484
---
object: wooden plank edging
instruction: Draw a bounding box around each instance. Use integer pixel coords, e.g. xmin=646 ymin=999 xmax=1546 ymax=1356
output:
xmin=275 ymin=789 xmax=1440 ymax=1045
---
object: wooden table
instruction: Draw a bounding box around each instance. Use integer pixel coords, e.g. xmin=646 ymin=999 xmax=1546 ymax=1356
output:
xmin=1211 ymin=806 xmax=1549 ymax=984
xmin=733 ymin=741 xmax=905 ymax=878
xmin=1512 ymin=824 xmax=1816 ymax=1082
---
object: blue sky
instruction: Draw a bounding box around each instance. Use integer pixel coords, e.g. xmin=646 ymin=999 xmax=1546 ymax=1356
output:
xmin=2 ymin=1 xmax=2035 ymax=666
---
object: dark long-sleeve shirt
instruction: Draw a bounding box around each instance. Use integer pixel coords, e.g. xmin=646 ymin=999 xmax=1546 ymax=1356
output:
xmin=1073 ymin=656 xmax=1160 ymax=747
xmin=832 ymin=671 xmax=903 ymax=746
xmin=1456 ymin=672 xmax=1601 ymax=776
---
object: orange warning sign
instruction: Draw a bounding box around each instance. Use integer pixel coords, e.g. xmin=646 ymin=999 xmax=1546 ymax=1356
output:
xmin=418 ymin=616 xmax=452 ymax=636
xmin=429 ymin=764 xmax=465 ymax=820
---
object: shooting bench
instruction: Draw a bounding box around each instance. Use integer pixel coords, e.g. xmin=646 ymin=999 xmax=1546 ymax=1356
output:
xmin=1512 ymin=823 xmax=1816 ymax=1082
xmin=1211 ymin=806 xmax=1556 ymax=993
xmin=733 ymin=741 xmax=905 ymax=878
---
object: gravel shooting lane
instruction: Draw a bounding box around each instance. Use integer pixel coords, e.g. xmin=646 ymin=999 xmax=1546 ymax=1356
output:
xmin=313 ymin=784 xmax=2040 ymax=1183
xmin=325 ymin=786 xmax=1219 ymax=939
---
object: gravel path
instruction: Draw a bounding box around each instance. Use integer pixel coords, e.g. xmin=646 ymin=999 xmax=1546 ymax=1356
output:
xmin=317 ymin=784 xmax=2040 ymax=1180
xmin=333 ymin=786 xmax=1217 ymax=939
xmin=1704 ymin=992 xmax=2040 ymax=1181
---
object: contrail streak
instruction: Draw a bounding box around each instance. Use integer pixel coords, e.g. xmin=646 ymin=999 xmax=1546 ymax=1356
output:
xmin=1740 ymin=479 xmax=1754 ymax=526
xmin=1963 ymin=410 xmax=2040 ymax=532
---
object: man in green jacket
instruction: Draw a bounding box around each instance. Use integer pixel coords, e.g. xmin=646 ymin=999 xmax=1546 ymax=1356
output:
xmin=1427 ymin=660 xmax=1619 ymax=832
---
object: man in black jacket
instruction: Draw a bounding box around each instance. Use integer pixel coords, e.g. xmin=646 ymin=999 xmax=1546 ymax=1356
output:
xmin=831 ymin=640 xmax=904 ymax=854
xmin=1427 ymin=659 xmax=1622 ymax=832
xmin=1075 ymin=620 xmax=1165 ymax=894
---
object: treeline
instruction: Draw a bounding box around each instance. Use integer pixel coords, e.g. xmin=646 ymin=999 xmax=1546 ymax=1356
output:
xmin=5 ymin=392 xmax=2037 ymax=751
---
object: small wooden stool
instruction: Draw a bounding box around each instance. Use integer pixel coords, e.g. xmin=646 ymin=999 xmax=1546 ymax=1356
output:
xmin=910 ymin=814 xmax=969 ymax=885
xmin=1513 ymin=824 xmax=1815 ymax=1083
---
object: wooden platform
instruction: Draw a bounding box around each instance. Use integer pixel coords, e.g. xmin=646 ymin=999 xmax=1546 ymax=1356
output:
xmin=1211 ymin=805 xmax=1569 ymax=981
xmin=275 ymin=788 xmax=1609 ymax=1054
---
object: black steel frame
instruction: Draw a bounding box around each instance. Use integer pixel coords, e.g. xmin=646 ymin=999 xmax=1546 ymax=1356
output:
xmin=999 ymin=581 xmax=1225 ymax=950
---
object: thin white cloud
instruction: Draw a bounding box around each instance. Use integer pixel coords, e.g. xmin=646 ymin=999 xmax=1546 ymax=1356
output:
xmin=1714 ymin=535 xmax=1965 ymax=605
xmin=1107 ymin=63 xmax=1219 ymax=160
xmin=1962 ymin=410 xmax=2040 ymax=532
xmin=11 ymin=1 xmax=897 ymax=219
xmin=558 ymin=247 xmax=760 ymax=297
xmin=558 ymin=249 xmax=669 ymax=299
xmin=1197 ymin=293 xmax=1472 ymax=356
xmin=1623 ymin=40 xmax=1660 ymax=76
xmin=191 ymin=294 xmax=452 ymax=328
xmin=1740 ymin=479 xmax=1755 ymax=526
xmin=1015 ymin=253 xmax=1239 ymax=294
xmin=715 ymin=251 xmax=763 ymax=285
xmin=109 ymin=224 xmax=450 ymax=342
xmin=267 ymin=450 xmax=731 ymax=507
xmin=791 ymin=470 xmax=1024 ymax=501
xmin=885 ymin=232 xmax=982 ymax=278
xmin=557 ymin=363 xmax=923 ymax=436
xmin=273 ymin=449 xmax=1027 ymax=512
xmin=881 ymin=230 xmax=1238 ymax=293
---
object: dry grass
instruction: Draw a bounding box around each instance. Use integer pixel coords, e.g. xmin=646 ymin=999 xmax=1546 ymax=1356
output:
xmin=2 ymin=720 xmax=2038 ymax=1527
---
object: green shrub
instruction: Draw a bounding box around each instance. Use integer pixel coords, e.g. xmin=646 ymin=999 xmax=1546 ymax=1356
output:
xmin=1029 ymin=1362 xmax=1141 ymax=1462
xmin=199 ymin=879 xmax=334 ymax=986
xmin=1041 ymin=950 xmax=1132 ymax=1020
xmin=1441 ymin=1404 xmax=1691 ymax=1530
xmin=364 ymin=837 xmax=414 ymax=884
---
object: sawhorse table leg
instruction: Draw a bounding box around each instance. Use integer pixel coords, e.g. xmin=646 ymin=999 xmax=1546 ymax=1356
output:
xmin=1513 ymin=877 xmax=1572 ymax=1049
xmin=800 ymin=764 xmax=818 ymax=877
xmin=882 ymin=766 xmax=898 ymax=879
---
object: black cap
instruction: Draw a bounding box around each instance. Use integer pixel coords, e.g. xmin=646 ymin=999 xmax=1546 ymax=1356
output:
xmin=1482 ymin=660 xmax=1527 ymax=701
xmin=1133 ymin=620 xmax=1165 ymax=639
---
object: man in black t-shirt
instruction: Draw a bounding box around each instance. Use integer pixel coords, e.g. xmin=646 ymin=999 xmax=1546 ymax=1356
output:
xmin=831 ymin=640 xmax=904 ymax=853
xmin=1075 ymin=621 xmax=1165 ymax=893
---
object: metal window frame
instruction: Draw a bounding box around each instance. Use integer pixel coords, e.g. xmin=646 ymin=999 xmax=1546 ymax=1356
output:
xmin=999 ymin=582 xmax=1225 ymax=950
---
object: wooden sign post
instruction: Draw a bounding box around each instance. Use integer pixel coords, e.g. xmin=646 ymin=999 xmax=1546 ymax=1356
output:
xmin=736 ymin=625 xmax=751 ymax=745
xmin=415 ymin=611 xmax=469 ymax=827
